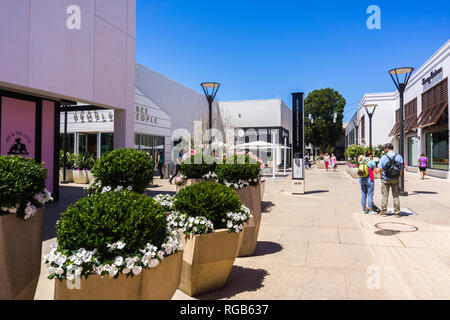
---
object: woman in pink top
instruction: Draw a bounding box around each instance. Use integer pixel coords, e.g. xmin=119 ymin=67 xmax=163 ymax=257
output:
xmin=324 ymin=153 xmax=330 ymax=171
xmin=417 ymin=153 xmax=429 ymax=180
xmin=331 ymin=154 xmax=337 ymax=172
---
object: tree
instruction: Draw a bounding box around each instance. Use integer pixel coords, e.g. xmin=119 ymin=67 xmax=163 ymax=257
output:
xmin=305 ymin=88 xmax=346 ymax=153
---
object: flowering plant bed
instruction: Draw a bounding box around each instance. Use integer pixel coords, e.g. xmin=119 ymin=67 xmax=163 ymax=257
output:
xmin=215 ymin=153 xmax=264 ymax=190
xmin=87 ymin=149 xmax=154 ymax=194
xmin=47 ymin=190 xmax=182 ymax=300
xmin=169 ymin=182 xmax=251 ymax=296
xmin=0 ymin=156 xmax=52 ymax=300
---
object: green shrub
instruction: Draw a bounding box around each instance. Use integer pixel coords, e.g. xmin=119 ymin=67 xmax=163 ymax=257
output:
xmin=180 ymin=153 xmax=217 ymax=179
xmin=59 ymin=151 xmax=76 ymax=169
xmin=90 ymin=149 xmax=154 ymax=193
xmin=47 ymin=190 xmax=181 ymax=280
xmin=173 ymin=182 xmax=251 ymax=234
xmin=0 ymin=156 xmax=51 ymax=219
xmin=215 ymin=154 xmax=262 ymax=189
xmin=74 ymin=153 xmax=96 ymax=170
xmin=344 ymin=145 xmax=367 ymax=160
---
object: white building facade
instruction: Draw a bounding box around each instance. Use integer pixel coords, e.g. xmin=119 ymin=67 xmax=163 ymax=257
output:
xmin=346 ymin=40 xmax=450 ymax=179
xmin=219 ymin=99 xmax=292 ymax=167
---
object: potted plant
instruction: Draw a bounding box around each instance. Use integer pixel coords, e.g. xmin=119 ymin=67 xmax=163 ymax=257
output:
xmin=46 ymin=190 xmax=183 ymax=300
xmin=59 ymin=151 xmax=75 ymax=183
xmin=87 ymin=149 xmax=154 ymax=194
xmin=170 ymin=182 xmax=251 ymax=296
xmin=73 ymin=153 xmax=94 ymax=184
xmin=0 ymin=156 xmax=53 ymax=300
xmin=179 ymin=152 xmax=217 ymax=187
xmin=215 ymin=153 xmax=263 ymax=257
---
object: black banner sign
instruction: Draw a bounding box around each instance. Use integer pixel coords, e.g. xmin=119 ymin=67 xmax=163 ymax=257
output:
xmin=292 ymin=92 xmax=305 ymax=180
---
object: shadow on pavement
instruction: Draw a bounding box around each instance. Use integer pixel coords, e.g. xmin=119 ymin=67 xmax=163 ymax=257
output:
xmin=43 ymin=186 xmax=85 ymax=241
xmin=195 ymin=266 xmax=268 ymax=300
xmin=261 ymin=201 xmax=275 ymax=213
xmin=305 ymin=190 xmax=329 ymax=195
xmin=410 ymin=191 xmax=438 ymax=195
xmin=253 ymin=241 xmax=283 ymax=257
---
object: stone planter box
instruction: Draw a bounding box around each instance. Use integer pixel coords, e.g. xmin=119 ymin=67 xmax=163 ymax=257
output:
xmin=87 ymin=170 xmax=94 ymax=183
xmin=59 ymin=169 xmax=73 ymax=183
xmin=141 ymin=251 xmax=183 ymax=300
xmin=73 ymin=169 xmax=89 ymax=184
xmin=54 ymin=251 xmax=183 ymax=300
xmin=178 ymin=229 xmax=239 ymax=296
xmin=349 ymin=167 xmax=359 ymax=178
xmin=0 ymin=208 xmax=45 ymax=300
xmin=260 ymin=181 xmax=266 ymax=199
xmin=235 ymin=184 xmax=262 ymax=257
xmin=317 ymin=160 xmax=326 ymax=169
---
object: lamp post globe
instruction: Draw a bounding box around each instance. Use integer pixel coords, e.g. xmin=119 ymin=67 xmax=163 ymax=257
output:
xmin=388 ymin=67 xmax=414 ymax=196
xmin=353 ymin=119 xmax=361 ymax=146
xmin=200 ymin=82 xmax=221 ymax=131
xmin=364 ymin=104 xmax=377 ymax=152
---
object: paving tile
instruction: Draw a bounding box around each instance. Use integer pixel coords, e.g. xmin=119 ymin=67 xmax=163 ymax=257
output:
xmin=338 ymin=228 xmax=405 ymax=247
xmin=280 ymin=226 xmax=339 ymax=243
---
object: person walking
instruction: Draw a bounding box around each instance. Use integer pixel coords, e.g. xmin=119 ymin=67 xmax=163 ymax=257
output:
xmin=305 ymin=154 xmax=310 ymax=169
xmin=375 ymin=143 xmax=404 ymax=217
xmin=169 ymin=149 xmax=183 ymax=184
xmin=357 ymin=153 xmax=377 ymax=214
xmin=331 ymin=154 xmax=337 ymax=172
xmin=417 ymin=153 xmax=429 ymax=180
xmin=157 ymin=152 xmax=164 ymax=179
xmin=324 ymin=153 xmax=330 ymax=171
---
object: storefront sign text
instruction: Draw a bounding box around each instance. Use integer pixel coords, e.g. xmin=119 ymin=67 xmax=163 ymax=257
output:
xmin=422 ymin=67 xmax=443 ymax=91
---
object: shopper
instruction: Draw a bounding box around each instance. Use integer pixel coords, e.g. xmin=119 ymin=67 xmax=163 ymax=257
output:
xmin=375 ymin=143 xmax=404 ymax=217
xmin=357 ymin=153 xmax=376 ymax=214
xmin=417 ymin=153 xmax=429 ymax=180
xmin=324 ymin=153 xmax=330 ymax=171
xmin=305 ymin=154 xmax=310 ymax=169
xmin=169 ymin=149 xmax=183 ymax=184
xmin=157 ymin=152 xmax=164 ymax=179
xmin=331 ymin=154 xmax=337 ymax=172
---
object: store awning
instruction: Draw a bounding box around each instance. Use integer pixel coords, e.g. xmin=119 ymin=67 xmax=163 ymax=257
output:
xmin=404 ymin=116 xmax=419 ymax=132
xmin=416 ymin=101 xmax=448 ymax=129
xmin=388 ymin=122 xmax=400 ymax=137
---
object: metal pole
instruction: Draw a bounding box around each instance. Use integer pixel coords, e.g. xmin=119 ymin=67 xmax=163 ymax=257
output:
xmin=284 ymin=136 xmax=287 ymax=175
xmin=61 ymin=111 xmax=69 ymax=184
xmin=272 ymin=131 xmax=276 ymax=179
xmin=369 ymin=116 xmax=373 ymax=152
xmin=399 ymin=86 xmax=407 ymax=196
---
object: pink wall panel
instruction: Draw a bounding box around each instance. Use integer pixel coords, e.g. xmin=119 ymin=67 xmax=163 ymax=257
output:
xmin=96 ymin=0 xmax=128 ymax=33
xmin=42 ymin=101 xmax=55 ymax=193
xmin=1 ymin=97 xmax=36 ymax=158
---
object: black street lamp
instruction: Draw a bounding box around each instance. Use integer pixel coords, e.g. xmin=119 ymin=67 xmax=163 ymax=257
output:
xmin=389 ymin=67 xmax=414 ymax=197
xmin=364 ymin=104 xmax=377 ymax=152
xmin=352 ymin=119 xmax=361 ymax=146
xmin=200 ymin=82 xmax=221 ymax=131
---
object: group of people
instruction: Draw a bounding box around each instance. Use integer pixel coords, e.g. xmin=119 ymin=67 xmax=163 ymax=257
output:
xmin=358 ymin=143 xmax=404 ymax=216
xmin=323 ymin=153 xmax=337 ymax=171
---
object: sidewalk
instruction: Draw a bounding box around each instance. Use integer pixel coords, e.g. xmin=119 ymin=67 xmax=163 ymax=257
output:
xmin=35 ymin=168 xmax=450 ymax=300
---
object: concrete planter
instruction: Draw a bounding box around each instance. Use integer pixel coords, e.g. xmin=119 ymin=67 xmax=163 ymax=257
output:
xmin=54 ymin=251 xmax=183 ymax=300
xmin=0 ymin=208 xmax=45 ymax=300
xmin=349 ymin=167 xmax=359 ymax=178
xmin=87 ymin=170 xmax=94 ymax=183
xmin=317 ymin=160 xmax=326 ymax=169
xmin=141 ymin=251 xmax=183 ymax=300
xmin=59 ymin=169 xmax=73 ymax=183
xmin=73 ymin=169 xmax=89 ymax=184
xmin=374 ymin=171 xmax=381 ymax=180
xmin=179 ymin=229 xmax=239 ymax=296
xmin=235 ymin=184 xmax=262 ymax=257
xmin=260 ymin=181 xmax=266 ymax=199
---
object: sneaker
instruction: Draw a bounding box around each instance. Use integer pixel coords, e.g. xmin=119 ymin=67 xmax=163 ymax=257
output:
xmin=362 ymin=208 xmax=368 ymax=214
xmin=368 ymin=210 xmax=377 ymax=215
xmin=378 ymin=211 xmax=387 ymax=217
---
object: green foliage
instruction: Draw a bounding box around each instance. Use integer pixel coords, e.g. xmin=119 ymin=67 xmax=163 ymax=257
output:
xmin=215 ymin=154 xmax=261 ymax=186
xmin=180 ymin=153 xmax=217 ymax=179
xmin=74 ymin=153 xmax=96 ymax=170
xmin=90 ymin=149 xmax=154 ymax=193
xmin=372 ymin=145 xmax=386 ymax=159
xmin=0 ymin=156 xmax=48 ymax=219
xmin=344 ymin=145 xmax=367 ymax=160
xmin=56 ymin=191 xmax=167 ymax=258
xmin=305 ymin=88 xmax=346 ymax=151
xmin=59 ymin=151 xmax=76 ymax=169
xmin=173 ymin=182 xmax=243 ymax=229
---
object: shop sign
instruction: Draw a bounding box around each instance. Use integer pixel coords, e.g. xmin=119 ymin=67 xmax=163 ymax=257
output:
xmin=292 ymin=92 xmax=305 ymax=181
xmin=5 ymin=131 xmax=31 ymax=156
xmin=422 ymin=67 xmax=443 ymax=91
xmin=136 ymin=106 xmax=157 ymax=125
xmin=73 ymin=111 xmax=113 ymax=123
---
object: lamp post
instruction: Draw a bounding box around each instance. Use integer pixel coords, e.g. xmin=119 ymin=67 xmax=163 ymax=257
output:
xmin=364 ymin=104 xmax=378 ymax=152
xmin=200 ymin=82 xmax=221 ymax=132
xmin=352 ymin=119 xmax=361 ymax=146
xmin=389 ymin=67 xmax=414 ymax=197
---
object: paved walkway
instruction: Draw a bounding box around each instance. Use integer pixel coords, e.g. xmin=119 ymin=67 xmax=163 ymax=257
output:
xmin=35 ymin=167 xmax=450 ymax=300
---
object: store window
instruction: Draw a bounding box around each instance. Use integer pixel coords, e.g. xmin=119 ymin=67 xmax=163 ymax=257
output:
xmin=60 ymin=133 xmax=75 ymax=154
xmin=407 ymin=136 xmax=419 ymax=167
xmin=426 ymin=131 xmax=449 ymax=171
xmin=100 ymin=133 xmax=114 ymax=156
xmin=135 ymin=134 xmax=165 ymax=165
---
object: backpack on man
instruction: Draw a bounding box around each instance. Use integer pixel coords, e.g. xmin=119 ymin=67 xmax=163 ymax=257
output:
xmin=385 ymin=154 xmax=401 ymax=178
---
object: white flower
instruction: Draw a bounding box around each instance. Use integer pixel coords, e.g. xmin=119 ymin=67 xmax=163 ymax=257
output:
xmin=127 ymin=186 xmax=133 ymax=191
xmin=115 ymin=186 xmax=124 ymax=191
xmin=114 ymin=256 xmax=124 ymax=266
xmin=132 ymin=266 xmax=142 ymax=275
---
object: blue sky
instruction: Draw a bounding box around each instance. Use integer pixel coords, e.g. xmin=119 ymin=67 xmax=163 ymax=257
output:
xmin=136 ymin=0 xmax=450 ymax=122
